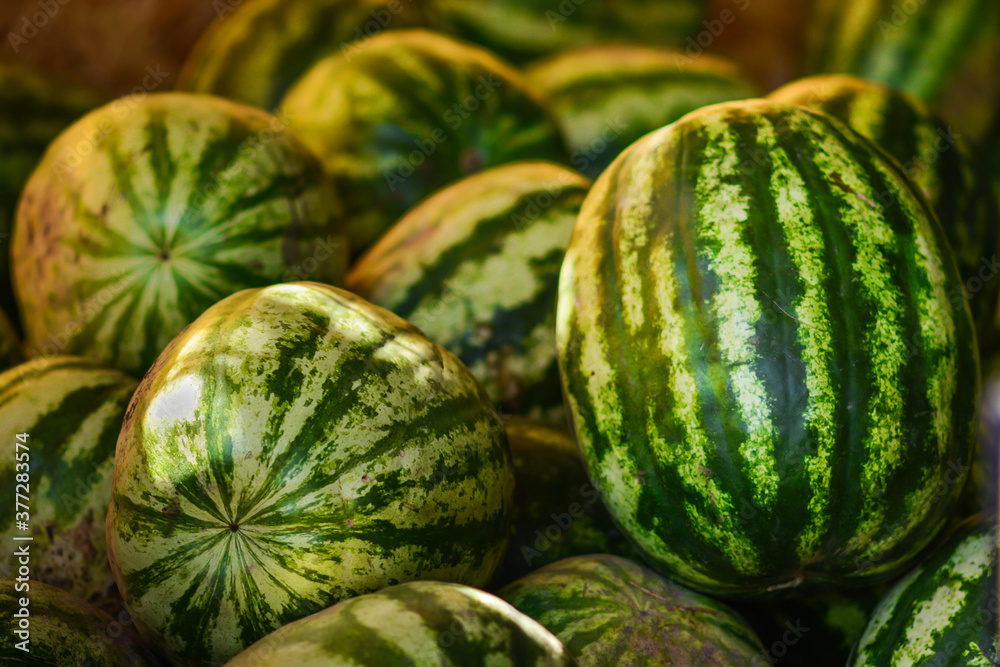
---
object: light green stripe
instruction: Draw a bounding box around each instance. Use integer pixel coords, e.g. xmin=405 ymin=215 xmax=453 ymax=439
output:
xmin=758 ymin=119 xmax=839 ymax=559
xmin=646 ymin=238 xmax=759 ymax=578
xmin=696 ymin=116 xmax=779 ymax=508
xmin=799 ymin=111 xmax=907 ymax=554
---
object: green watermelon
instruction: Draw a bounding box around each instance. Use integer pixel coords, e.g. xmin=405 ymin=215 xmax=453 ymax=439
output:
xmin=0 ymin=64 xmax=105 ymax=326
xmin=556 ymin=99 xmax=978 ymax=597
xmin=490 ymin=418 xmax=639 ymax=588
xmin=526 ymin=45 xmax=759 ymax=179
xmin=0 ymin=578 xmax=160 ymax=665
xmin=224 ymin=580 xmax=576 ymax=666
xmin=432 ymin=0 xmax=708 ymax=65
xmin=0 ymin=356 xmax=137 ymax=616
xmin=0 ymin=307 xmax=21 ymax=371
xmin=279 ymin=29 xmax=569 ymax=257
xmin=176 ymin=0 xmax=435 ymax=111
xmin=806 ymin=0 xmax=996 ymax=102
xmin=848 ymin=519 xmax=998 ymax=665
xmin=497 ymin=555 xmax=768 ymax=665
xmin=107 ymin=282 xmax=513 ymax=666
xmin=769 ymin=74 xmax=1000 ymax=338
xmin=806 ymin=0 xmax=1000 ymax=144
xmin=13 ymin=92 xmax=346 ymax=377
xmin=346 ymin=161 xmax=589 ymax=420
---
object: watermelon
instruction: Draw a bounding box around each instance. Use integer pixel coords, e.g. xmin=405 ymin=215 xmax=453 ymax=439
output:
xmin=224 ymin=580 xmax=576 ymax=666
xmin=107 ymin=282 xmax=513 ymax=666
xmin=346 ymin=161 xmax=589 ymax=420
xmin=490 ymin=418 xmax=639 ymax=588
xmin=806 ymin=0 xmax=996 ymax=102
xmin=806 ymin=0 xmax=1000 ymax=144
xmin=497 ymin=554 xmax=768 ymax=665
xmin=0 ymin=356 xmax=137 ymax=617
xmin=526 ymin=45 xmax=759 ymax=179
xmin=0 ymin=578 xmax=160 ymax=665
xmin=0 ymin=64 xmax=105 ymax=326
xmin=13 ymin=92 xmax=347 ymax=377
xmin=848 ymin=519 xmax=998 ymax=665
xmin=176 ymin=0 xmax=435 ymax=111
xmin=556 ymin=99 xmax=979 ymax=597
xmin=769 ymin=74 xmax=1000 ymax=338
xmin=279 ymin=29 xmax=569 ymax=256
xmin=432 ymin=0 xmax=708 ymax=65
xmin=0 ymin=307 xmax=21 ymax=371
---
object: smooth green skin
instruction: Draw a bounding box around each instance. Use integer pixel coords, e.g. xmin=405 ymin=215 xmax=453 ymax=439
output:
xmin=347 ymin=161 xmax=589 ymax=421
xmin=849 ymin=520 xmax=998 ymax=666
xmin=280 ymin=29 xmax=569 ymax=257
xmin=527 ymin=46 xmax=758 ymax=180
xmin=807 ymin=0 xmax=998 ymax=103
xmin=0 ymin=357 xmax=137 ymax=617
xmin=13 ymin=92 xmax=347 ymax=377
xmin=0 ymin=307 xmax=22 ymax=371
xmin=733 ymin=585 xmax=889 ymax=667
xmin=0 ymin=578 xmax=161 ymax=665
xmin=489 ymin=418 xmax=640 ymax=589
xmin=107 ymin=282 xmax=513 ymax=666
xmin=224 ymin=581 xmax=576 ymax=667
xmin=176 ymin=0 xmax=436 ymax=111
xmin=498 ymin=555 xmax=768 ymax=666
xmin=0 ymin=64 xmax=105 ymax=327
xmin=432 ymin=0 xmax=708 ymax=65
xmin=770 ymin=74 xmax=1000 ymax=341
xmin=557 ymin=99 xmax=979 ymax=597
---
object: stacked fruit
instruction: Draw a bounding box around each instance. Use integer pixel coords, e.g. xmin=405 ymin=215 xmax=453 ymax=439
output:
xmin=0 ymin=0 xmax=997 ymax=665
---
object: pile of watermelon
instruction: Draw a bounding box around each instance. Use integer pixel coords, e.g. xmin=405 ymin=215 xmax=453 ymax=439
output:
xmin=1 ymin=0 xmax=997 ymax=665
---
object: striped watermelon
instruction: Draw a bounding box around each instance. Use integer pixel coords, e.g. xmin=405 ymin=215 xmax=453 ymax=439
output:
xmin=769 ymin=74 xmax=1000 ymax=337
xmin=0 ymin=307 xmax=21 ymax=371
xmin=806 ymin=0 xmax=1000 ymax=145
xmin=432 ymin=0 xmax=708 ymax=65
xmin=497 ymin=555 xmax=768 ymax=665
xmin=0 ymin=578 xmax=160 ymax=665
xmin=224 ymin=581 xmax=576 ymax=666
xmin=848 ymin=519 xmax=998 ymax=665
xmin=107 ymin=282 xmax=513 ymax=666
xmin=347 ymin=161 xmax=589 ymax=420
xmin=526 ymin=46 xmax=758 ymax=179
xmin=0 ymin=64 xmax=105 ymax=325
xmin=490 ymin=418 xmax=639 ymax=588
xmin=279 ymin=30 xmax=569 ymax=257
xmin=556 ymin=99 xmax=979 ymax=597
xmin=176 ymin=0 xmax=435 ymax=111
xmin=13 ymin=92 xmax=346 ymax=377
xmin=807 ymin=0 xmax=996 ymax=102
xmin=0 ymin=356 xmax=137 ymax=616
